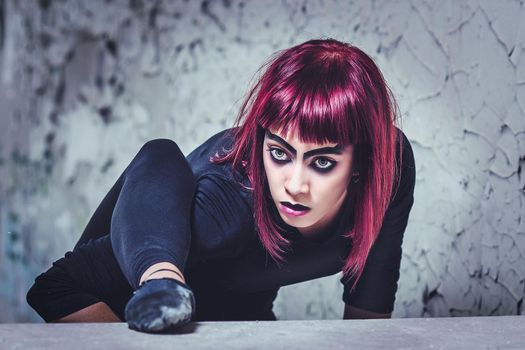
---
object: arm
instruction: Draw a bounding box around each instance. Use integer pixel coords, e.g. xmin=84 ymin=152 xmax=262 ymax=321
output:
xmin=57 ymin=302 xmax=120 ymax=322
xmin=27 ymin=235 xmax=133 ymax=322
xmin=341 ymin=131 xmax=416 ymax=316
xmin=343 ymin=303 xmax=391 ymax=319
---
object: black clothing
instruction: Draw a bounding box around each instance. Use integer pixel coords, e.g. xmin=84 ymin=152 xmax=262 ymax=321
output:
xmin=27 ymin=128 xmax=415 ymax=322
xmin=125 ymin=278 xmax=195 ymax=332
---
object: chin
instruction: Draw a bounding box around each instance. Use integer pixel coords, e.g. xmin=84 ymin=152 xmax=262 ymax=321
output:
xmin=280 ymin=214 xmax=313 ymax=228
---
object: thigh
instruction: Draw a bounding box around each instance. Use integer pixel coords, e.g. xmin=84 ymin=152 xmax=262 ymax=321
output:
xmin=75 ymin=174 xmax=125 ymax=249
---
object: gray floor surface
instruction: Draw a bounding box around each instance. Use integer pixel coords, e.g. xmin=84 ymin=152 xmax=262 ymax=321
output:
xmin=1 ymin=316 xmax=524 ymax=349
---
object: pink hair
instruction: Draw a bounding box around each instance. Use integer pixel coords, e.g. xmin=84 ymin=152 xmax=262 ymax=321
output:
xmin=213 ymin=38 xmax=401 ymax=290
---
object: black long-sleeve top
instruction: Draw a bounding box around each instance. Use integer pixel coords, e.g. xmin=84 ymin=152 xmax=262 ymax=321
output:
xmin=27 ymin=128 xmax=415 ymax=322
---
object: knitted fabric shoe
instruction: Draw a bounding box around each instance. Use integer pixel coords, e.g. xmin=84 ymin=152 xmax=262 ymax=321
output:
xmin=124 ymin=278 xmax=195 ymax=333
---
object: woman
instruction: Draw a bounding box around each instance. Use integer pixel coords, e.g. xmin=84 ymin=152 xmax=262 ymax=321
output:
xmin=27 ymin=38 xmax=415 ymax=332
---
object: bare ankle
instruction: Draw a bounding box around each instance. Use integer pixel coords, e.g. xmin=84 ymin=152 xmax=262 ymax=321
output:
xmin=139 ymin=262 xmax=185 ymax=286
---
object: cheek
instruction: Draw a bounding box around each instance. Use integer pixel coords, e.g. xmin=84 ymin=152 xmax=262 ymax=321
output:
xmin=262 ymin=153 xmax=273 ymax=180
xmin=263 ymin=154 xmax=280 ymax=190
xmin=312 ymin=171 xmax=351 ymax=200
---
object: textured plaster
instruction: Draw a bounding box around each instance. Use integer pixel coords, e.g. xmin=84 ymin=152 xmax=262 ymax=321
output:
xmin=0 ymin=0 xmax=523 ymax=322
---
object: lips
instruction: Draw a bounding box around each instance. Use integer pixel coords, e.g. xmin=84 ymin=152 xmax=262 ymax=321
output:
xmin=281 ymin=201 xmax=310 ymax=211
xmin=279 ymin=202 xmax=311 ymax=217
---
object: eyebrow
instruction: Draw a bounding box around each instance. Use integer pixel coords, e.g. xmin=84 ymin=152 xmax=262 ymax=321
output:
xmin=265 ymin=130 xmax=343 ymax=159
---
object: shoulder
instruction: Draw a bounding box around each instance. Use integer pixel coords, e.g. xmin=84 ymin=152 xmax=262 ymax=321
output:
xmin=186 ymin=128 xmax=239 ymax=178
xmin=391 ymin=128 xmax=416 ymax=207
xmin=187 ymin=128 xmax=237 ymax=162
xmin=396 ymin=128 xmax=415 ymax=175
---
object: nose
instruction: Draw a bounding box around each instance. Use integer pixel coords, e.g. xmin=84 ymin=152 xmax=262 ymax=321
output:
xmin=284 ymin=163 xmax=309 ymax=196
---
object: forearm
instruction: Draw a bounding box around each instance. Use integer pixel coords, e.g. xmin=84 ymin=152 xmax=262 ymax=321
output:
xmin=343 ymin=304 xmax=391 ymax=319
xmin=27 ymin=236 xmax=133 ymax=323
xmin=56 ymin=302 xmax=121 ymax=323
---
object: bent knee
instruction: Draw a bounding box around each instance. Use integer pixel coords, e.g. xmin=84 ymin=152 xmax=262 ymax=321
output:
xmin=133 ymin=139 xmax=192 ymax=172
xmin=139 ymin=139 xmax=184 ymax=159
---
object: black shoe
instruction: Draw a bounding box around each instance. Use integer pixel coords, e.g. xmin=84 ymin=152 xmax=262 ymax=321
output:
xmin=124 ymin=278 xmax=195 ymax=333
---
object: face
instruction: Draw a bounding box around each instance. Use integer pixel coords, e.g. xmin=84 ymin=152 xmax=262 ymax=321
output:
xmin=262 ymin=127 xmax=354 ymax=237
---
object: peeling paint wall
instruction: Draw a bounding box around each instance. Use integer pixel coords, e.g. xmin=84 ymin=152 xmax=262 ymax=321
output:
xmin=0 ymin=0 xmax=523 ymax=322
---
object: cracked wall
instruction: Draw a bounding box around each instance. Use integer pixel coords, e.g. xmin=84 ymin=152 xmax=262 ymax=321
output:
xmin=0 ymin=0 xmax=523 ymax=322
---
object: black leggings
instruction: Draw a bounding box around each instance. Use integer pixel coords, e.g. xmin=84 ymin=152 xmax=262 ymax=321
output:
xmin=75 ymin=138 xmax=196 ymax=290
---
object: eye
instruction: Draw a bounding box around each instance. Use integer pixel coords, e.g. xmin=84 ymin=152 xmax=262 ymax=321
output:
xmin=312 ymin=158 xmax=336 ymax=172
xmin=268 ymin=147 xmax=289 ymax=163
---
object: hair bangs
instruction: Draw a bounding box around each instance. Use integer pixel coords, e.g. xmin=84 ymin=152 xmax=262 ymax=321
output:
xmin=260 ymin=76 xmax=366 ymax=147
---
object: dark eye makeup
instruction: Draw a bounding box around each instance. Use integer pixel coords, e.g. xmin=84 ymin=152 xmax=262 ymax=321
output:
xmin=269 ymin=148 xmax=289 ymax=162
xmin=266 ymin=146 xmax=337 ymax=173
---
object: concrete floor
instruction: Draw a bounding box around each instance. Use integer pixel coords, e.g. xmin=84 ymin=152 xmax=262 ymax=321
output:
xmin=0 ymin=316 xmax=523 ymax=349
